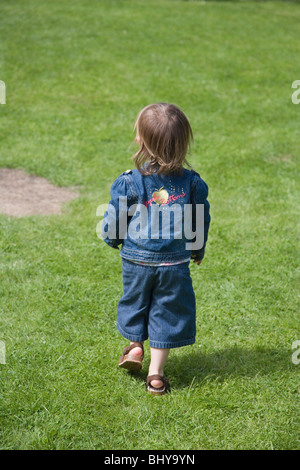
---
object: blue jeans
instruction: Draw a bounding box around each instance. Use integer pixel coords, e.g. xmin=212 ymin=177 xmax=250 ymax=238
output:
xmin=117 ymin=259 xmax=196 ymax=349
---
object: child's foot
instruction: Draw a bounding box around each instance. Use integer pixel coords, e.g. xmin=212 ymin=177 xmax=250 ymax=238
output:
xmin=147 ymin=374 xmax=170 ymax=395
xmin=147 ymin=369 xmax=165 ymax=388
xmin=149 ymin=377 xmax=164 ymax=388
xmin=129 ymin=342 xmax=143 ymax=357
xmin=118 ymin=341 xmax=144 ymax=371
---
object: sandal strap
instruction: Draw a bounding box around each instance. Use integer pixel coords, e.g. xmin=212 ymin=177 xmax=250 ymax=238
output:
xmin=147 ymin=375 xmax=169 ymax=388
xmin=122 ymin=342 xmax=144 ymax=358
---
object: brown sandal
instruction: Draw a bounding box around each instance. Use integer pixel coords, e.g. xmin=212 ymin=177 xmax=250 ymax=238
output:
xmin=146 ymin=375 xmax=170 ymax=395
xmin=118 ymin=342 xmax=144 ymax=371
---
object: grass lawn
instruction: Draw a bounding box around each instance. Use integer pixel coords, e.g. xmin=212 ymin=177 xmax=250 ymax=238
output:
xmin=0 ymin=0 xmax=299 ymax=450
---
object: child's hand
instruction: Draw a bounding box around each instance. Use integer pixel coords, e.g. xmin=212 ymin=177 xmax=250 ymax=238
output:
xmin=193 ymin=259 xmax=202 ymax=266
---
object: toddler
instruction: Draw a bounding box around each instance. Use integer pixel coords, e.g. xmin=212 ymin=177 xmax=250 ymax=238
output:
xmin=102 ymin=103 xmax=210 ymax=395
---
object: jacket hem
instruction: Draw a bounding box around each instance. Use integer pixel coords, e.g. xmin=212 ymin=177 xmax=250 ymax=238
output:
xmin=120 ymin=247 xmax=192 ymax=263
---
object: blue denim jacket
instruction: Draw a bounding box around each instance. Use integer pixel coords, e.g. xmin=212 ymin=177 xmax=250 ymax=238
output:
xmin=102 ymin=167 xmax=210 ymax=262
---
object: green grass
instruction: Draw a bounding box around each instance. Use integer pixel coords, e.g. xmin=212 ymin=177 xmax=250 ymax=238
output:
xmin=0 ymin=0 xmax=299 ymax=450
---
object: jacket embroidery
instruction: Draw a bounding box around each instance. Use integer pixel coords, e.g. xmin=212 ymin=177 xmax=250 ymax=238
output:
xmin=144 ymin=188 xmax=186 ymax=207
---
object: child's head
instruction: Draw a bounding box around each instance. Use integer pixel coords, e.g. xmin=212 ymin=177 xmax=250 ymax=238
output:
xmin=133 ymin=103 xmax=193 ymax=175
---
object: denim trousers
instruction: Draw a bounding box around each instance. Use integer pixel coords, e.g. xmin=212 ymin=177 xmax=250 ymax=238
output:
xmin=117 ymin=259 xmax=196 ymax=349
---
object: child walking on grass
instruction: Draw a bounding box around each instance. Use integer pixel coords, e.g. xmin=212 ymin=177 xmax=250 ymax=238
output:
xmin=102 ymin=103 xmax=210 ymax=395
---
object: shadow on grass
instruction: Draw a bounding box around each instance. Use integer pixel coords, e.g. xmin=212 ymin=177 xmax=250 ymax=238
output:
xmin=124 ymin=346 xmax=296 ymax=391
xmin=165 ymin=347 xmax=295 ymax=389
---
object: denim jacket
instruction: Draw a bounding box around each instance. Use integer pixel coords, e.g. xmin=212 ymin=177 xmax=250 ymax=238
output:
xmin=102 ymin=167 xmax=210 ymax=262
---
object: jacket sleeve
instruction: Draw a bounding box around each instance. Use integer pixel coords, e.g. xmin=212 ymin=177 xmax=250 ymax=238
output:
xmin=101 ymin=173 xmax=137 ymax=249
xmin=190 ymin=172 xmax=211 ymax=261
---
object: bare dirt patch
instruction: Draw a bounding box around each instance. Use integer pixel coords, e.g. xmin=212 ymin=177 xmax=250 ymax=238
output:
xmin=0 ymin=168 xmax=79 ymax=217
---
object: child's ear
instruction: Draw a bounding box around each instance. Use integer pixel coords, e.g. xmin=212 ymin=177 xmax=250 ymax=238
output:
xmin=136 ymin=133 xmax=141 ymax=146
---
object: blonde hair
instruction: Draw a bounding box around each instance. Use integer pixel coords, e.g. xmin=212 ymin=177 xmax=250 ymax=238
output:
xmin=133 ymin=103 xmax=193 ymax=175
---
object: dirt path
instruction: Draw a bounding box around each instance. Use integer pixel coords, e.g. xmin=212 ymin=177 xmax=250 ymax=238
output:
xmin=0 ymin=168 xmax=79 ymax=217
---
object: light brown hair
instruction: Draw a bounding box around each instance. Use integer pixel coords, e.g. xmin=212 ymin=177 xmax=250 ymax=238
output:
xmin=133 ymin=103 xmax=193 ymax=175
